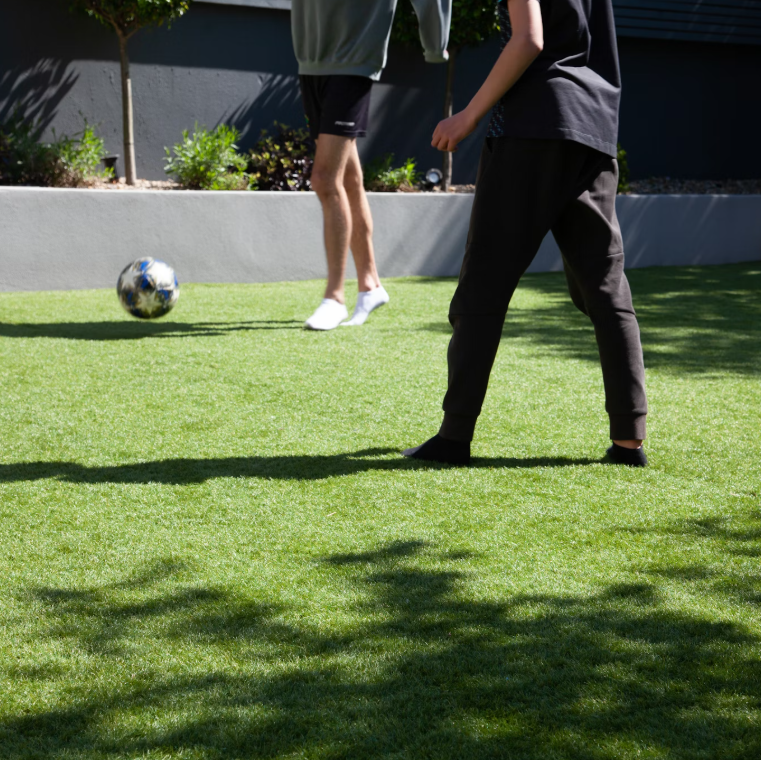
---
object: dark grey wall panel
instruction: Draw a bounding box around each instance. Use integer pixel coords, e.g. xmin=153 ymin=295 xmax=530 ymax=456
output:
xmin=617 ymin=35 xmax=761 ymax=179
xmin=1 ymin=0 xmax=758 ymax=182
xmin=614 ymin=0 xmax=761 ymax=44
xmin=0 ymin=0 xmax=493 ymax=183
xmin=0 ymin=0 xmax=305 ymax=181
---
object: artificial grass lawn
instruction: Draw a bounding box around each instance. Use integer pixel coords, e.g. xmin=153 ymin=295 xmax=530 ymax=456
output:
xmin=1 ymin=263 xmax=760 ymax=759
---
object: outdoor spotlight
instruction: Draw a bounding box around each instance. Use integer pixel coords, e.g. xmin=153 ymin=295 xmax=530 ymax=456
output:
xmin=102 ymin=155 xmax=119 ymax=181
xmin=424 ymin=167 xmax=443 ymax=189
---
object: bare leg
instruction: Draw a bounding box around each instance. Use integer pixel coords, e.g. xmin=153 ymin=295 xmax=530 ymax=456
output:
xmin=311 ymin=134 xmax=355 ymax=304
xmin=343 ymin=143 xmax=380 ymax=293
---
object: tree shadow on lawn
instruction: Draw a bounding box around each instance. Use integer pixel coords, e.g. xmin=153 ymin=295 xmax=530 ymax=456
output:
xmin=0 ymin=319 xmax=303 ymax=341
xmin=619 ymin=514 xmax=761 ymax=606
xmin=0 ymin=448 xmax=599 ymax=484
xmin=421 ymin=264 xmax=761 ymax=375
xmin=4 ymin=539 xmax=760 ymax=758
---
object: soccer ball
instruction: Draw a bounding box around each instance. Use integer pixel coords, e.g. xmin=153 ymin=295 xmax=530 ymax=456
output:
xmin=117 ymin=258 xmax=179 ymax=319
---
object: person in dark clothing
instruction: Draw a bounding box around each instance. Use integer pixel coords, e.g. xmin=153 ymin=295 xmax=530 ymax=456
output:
xmin=403 ymin=0 xmax=648 ymax=467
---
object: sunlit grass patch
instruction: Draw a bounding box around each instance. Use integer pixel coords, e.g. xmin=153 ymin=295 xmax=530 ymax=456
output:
xmin=1 ymin=263 xmax=759 ymax=759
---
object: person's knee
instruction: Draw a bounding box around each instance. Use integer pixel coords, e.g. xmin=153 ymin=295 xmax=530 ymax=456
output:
xmin=311 ymin=165 xmax=342 ymax=199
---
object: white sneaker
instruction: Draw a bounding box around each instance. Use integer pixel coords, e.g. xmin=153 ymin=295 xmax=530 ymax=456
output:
xmin=341 ymin=285 xmax=390 ymax=326
xmin=304 ymin=298 xmax=348 ymax=331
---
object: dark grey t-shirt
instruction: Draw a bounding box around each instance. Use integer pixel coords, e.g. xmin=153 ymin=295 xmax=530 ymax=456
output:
xmin=487 ymin=0 xmax=621 ymax=157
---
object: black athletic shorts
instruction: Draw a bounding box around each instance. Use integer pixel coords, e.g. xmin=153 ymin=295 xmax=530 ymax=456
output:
xmin=299 ymin=75 xmax=373 ymax=141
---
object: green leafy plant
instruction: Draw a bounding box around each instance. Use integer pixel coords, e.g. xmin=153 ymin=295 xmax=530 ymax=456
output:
xmin=363 ymin=153 xmax=420 ymax=192
xmin=617 ymin=143 xmax=631 ymax=194
xmin=392 ymin=0 xmax=500 ymax=190
xmin=164 ymin=124 xmax=249 ymax=190
xmin=56 ymin=122 xmax=112 ymax=183
xmin=247 ymin=123 xmax=314 ymax=191
xmin=0 ymin=115 xmax=63 ymax=187
xmin=71 ymin=0 xmax=191 ymax=185
xmin=0 ymin=113 xmax=111 ymax=187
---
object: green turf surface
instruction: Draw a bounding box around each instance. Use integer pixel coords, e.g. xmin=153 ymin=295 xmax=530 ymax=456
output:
xmin=1 ymin=263 xmax=759 ymax=759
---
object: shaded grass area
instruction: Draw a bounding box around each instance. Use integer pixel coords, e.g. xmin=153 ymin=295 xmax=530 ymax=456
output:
xmin=1 ymin=263 xmax=760 ymax=759
xmin=0 ymin=451 xmax=598 ymax=484
xmin=7 ymin=541 xmax=761 ymax=760
xmin=419 ymin=264 xmax=761 ymax=375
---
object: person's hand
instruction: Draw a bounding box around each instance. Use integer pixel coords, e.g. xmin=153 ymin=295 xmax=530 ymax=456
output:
xmin=431 ymin=109 xmax=478 ymax=152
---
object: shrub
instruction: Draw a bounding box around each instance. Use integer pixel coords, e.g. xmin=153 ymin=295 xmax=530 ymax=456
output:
xmin=0 ymin=116 xmax=63 ymax=187
xmin=617 ymin=143 xmax=630 ymax=194
xmin=0 ymin=114 xmax=111 ymax=187
xmin=56 ymin=123 xmax=112 ymax=183
xmin=363 ymin=153 xmax=420 ymax=192
xmin=164 ymin=124 xmax=248 ymax=190
xmin=247 ymin=123 xmax=314 ymax=191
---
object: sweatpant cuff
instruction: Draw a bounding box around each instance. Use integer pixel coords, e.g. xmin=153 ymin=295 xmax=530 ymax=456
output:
xmin=440 ymin=413 xmax=477 ymax=443
xmin=609 ymin=413 xmax=647 ymax=441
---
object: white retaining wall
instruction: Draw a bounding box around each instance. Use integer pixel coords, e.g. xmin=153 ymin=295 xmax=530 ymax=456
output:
xmin=1 ymin=188 xmax=759 ymax=291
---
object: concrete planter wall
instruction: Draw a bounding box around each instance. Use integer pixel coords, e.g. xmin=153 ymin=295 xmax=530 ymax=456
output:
xmin=1 ymin=187 xmax=759 ymax=292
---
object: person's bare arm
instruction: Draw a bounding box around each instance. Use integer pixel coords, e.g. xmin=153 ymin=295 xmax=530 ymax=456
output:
xmin=431 ymin=0 xmax=543 ymax=153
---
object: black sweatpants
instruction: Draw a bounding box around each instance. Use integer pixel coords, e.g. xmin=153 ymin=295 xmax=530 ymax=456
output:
xmin=440 ymin=137 xmax=647 ymax=443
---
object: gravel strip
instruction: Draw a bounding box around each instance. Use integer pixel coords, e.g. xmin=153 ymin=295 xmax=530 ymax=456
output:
xmin=84 ymin=178 xmax=185 ymax=190
xmin=450 ymin=179 xmax=761 ymax=195
xmin=81 ymin=177 xmax=761 ymax=194
xmin=624 ymin=178 xmax=761 ymax=195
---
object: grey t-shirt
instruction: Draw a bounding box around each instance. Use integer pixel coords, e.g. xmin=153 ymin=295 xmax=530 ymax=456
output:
xmin=291 ymin=0 xmax=451 ymax=82
xmin=488 ymin=0 xmax=621 ymax=157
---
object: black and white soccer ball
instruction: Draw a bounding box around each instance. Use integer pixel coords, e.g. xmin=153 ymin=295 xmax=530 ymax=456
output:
xmin=117 ymin=258 xmax=180 ymax=319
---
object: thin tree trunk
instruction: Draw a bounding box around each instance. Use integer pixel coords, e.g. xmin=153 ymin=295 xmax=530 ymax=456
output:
xmin=118 ymin=32 xmax=137 ymax=186
xmin=442 ymin=51 xmax=456 ymax=192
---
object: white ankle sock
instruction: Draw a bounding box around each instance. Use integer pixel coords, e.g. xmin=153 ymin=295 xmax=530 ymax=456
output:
xmin=342 ymin=285 xmax=389 ymax=326
xmin=304 ymin=298 xmax=348 ymax=331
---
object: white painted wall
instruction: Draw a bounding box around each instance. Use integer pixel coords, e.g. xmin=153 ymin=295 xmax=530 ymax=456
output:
xmin=1 ymin=188 xmax=759 ymax=292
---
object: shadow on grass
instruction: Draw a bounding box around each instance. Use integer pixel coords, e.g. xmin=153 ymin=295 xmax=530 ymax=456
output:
xmin=421 ymin=263 xmax=761 ymax=374
xmin=4 ymin=539 xmax=760 ymax=758
xmin=0 ymin=449 xmax=598 ymax=484
xmin=620 ymin=514 xmax=761 ymax=606
xmin=0 ymin=319 xmax=302 ymax=341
